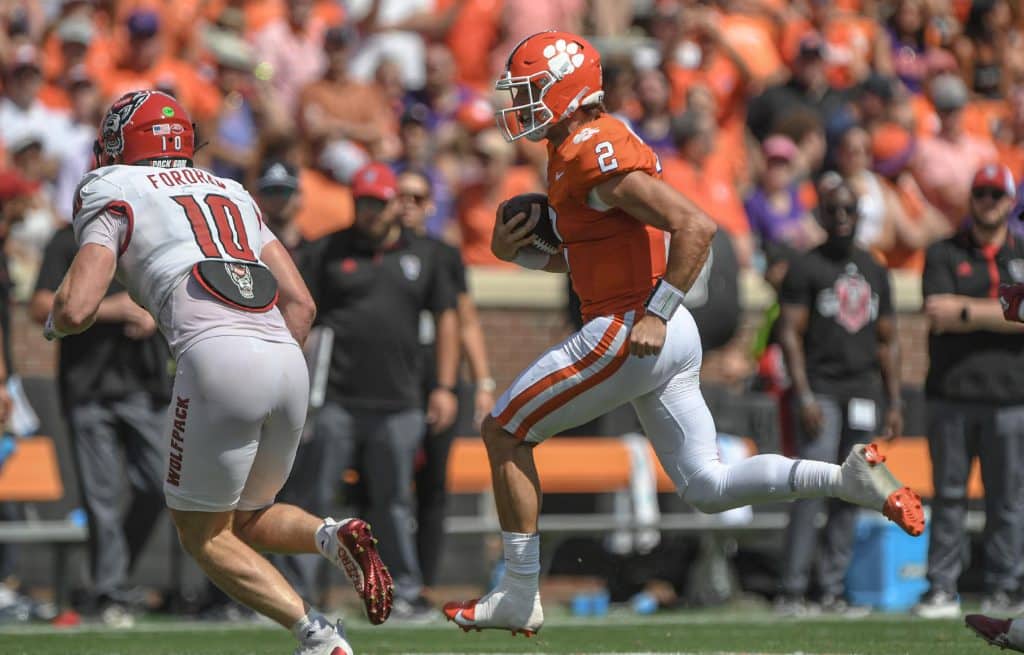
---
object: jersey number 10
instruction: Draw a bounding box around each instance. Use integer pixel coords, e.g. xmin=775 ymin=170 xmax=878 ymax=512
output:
xmin=172 ymin=194 xmax=257 ymax=262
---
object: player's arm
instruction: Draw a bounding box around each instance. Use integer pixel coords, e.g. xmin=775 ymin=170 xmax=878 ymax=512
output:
xmin=594 ymin=170 xmax=717 ymax=356
xmin=31 ymin=233 xmax=140 ymax=327
xmin=261 ymin=239 xmax=317 ymax=347
xmin=49 ymin=244 xmax=118 ymax=337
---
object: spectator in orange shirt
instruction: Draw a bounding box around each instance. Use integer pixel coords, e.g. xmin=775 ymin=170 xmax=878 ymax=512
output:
xmin=298 ymin=26 xmax=392 ymax=157
xmin=802 ymin=0 xmax=891 ymax=89
xmin=661 ymin=5 xmax=753 ymax=120
xmin=437 ymin=0 xmax=503 ymax=91
xmin=662 ymin=110 xmax=754 ymax=268
xmin=100 ymin=10 xmax=221 ymax=122
xmin=456 ymin=128 xmax=541 ymax=267
xmin=37 ymin=18 xmax=96 ymax=111
xmin=715 ymin=4 xmax=786 ymax=84
xmin=292 ymin=141 xmax=357 ymax=243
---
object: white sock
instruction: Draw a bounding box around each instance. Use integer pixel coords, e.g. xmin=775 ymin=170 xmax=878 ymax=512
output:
xmin=502 ymin=531 xmax=540 ymax=579
xmin=314 ymin=520 xmax=333 ymax=558
xmin=790 ymin=459 xmax=842 ymax=496
xmin=291 ymin=610 xmax=334 ymax=644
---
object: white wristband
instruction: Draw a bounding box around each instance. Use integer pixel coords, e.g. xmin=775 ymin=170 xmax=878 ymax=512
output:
xmin=645 ymin=278 xmax=685 ymax=321
xmin=513 ymin=248 xmax=550 ymax=270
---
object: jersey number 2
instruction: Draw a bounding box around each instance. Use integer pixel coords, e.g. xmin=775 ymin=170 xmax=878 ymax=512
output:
xmin=172 ymin=194 xmax=256 ymax=262
xmin=596 ymin=141 xmax=618 ymax=173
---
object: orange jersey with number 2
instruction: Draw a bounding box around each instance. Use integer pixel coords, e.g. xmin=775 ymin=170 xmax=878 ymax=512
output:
xmin=546 ymin=114 xmax=666 ymax=322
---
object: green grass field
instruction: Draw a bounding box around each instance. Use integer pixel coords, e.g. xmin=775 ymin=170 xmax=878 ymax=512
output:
xmin=0 ymin=611 xmax=998 ymax=655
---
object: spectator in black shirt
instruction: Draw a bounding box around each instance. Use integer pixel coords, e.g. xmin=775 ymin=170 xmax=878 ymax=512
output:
xmin=913 ymin=164 xmax=1024 ymax=619
xmin=776 ymin=173 xmax=902 ymax=616
xmin=395 ymin=169 xmax=496 ymax=593
xmin=278 ymin=163 xmax=458 ymax=620
xmin=30 ymin=226 xmax=172 ymax=625
xmin=747 ymin=33 xmax=848 ymax=144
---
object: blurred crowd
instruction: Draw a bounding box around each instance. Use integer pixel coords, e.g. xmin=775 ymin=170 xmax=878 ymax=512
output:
xmin=1 ymin=0 xmax=1023 ymax=296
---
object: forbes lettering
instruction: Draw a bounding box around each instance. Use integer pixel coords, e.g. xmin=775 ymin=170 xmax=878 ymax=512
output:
xmin=166 ymin=396 xmax=190 ymax=487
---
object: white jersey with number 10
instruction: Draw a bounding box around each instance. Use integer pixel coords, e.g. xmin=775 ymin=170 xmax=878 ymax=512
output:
xmin=71 ymin=164 xmax=292 ymax=356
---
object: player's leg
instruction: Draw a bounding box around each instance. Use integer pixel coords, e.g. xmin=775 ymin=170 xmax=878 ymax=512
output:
xmin=632 ymin=310 xmax=923 ymax=534
xmin=164 ymin=337 xmax=352 ymax=654
xmin=271 ymin=402 xmax=358 ymax=602
xmin=234 ymin=343 xmax=392 ymax=626
xmin=171 ymin=508 xmax=307 ymax=626
xmin=445 ymin=313 xmax=635 ymax=634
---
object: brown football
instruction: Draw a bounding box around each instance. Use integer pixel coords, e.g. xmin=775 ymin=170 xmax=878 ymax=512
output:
xmin=500 ymin=193 xmax=561 ymax=255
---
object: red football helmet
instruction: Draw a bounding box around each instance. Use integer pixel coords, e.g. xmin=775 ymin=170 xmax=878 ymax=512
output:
xmin=495 ymin=30 xmax=604 ymax=142
xmin=94 ymin=90 xmax=195 ymax=168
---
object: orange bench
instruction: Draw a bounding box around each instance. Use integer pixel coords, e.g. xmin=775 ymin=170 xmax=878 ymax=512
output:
xmin=878 ymin=437 xmax=985 ymax=500
xmin=0 ymin=436 xmax=87 ymax=608
xmin=0 ymin=437 xmax=64 ymax=501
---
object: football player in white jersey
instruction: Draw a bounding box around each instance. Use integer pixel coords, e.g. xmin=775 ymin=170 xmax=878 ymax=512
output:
xmin=44 ymin=90 xmax=392 ymax=655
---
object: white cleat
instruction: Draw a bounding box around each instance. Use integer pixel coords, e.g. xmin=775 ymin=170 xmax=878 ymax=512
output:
xmin=837 ymin=443 xmax=925 ymax=536
xmin=293 ymin=622 xmax=354 ymax=655
xmin=443 ymin=575 xmax=544 ymax=636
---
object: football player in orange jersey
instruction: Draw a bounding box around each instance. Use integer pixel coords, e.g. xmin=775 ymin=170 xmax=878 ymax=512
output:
xmin=443 ymin=31 xmax=925 ymax=636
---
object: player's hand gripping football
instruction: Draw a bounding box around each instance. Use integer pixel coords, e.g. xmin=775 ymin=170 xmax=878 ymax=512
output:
xmin=1000 ymin=283 xmax=1024 ymax=322
xmin=629 ymin=314 xmax=667 ymax=358
xmin=491 ymin=200 xmax=540 ymax=262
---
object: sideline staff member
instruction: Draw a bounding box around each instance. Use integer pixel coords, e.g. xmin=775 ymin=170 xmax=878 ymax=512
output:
xmin=279 ymin=162 xmax=458 ymax=618
xmin=914 ymin=164 xmax=1024 ymax=619
xmin=31 ymin=224 xmax=171 ymax=624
